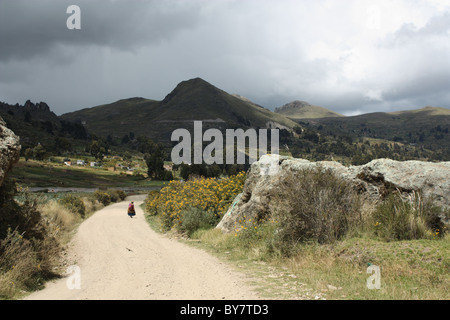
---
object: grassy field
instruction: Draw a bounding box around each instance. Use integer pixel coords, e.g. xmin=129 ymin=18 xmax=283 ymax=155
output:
xmin=9 ymin=159 xmax=166 ymax=189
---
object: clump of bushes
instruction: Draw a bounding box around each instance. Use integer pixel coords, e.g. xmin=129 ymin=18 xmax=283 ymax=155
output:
xmin=0 ymin=179 xmax=47 ymax=241
xmin=371 ymin=191 xmax=447 ymax=241
xmin=179 ymin=207 xmax=220 ymax=237
xmin=93 ymin=190 xmax=127 ymax=206
xmin=145 ymin=172 xmax=246 ymax=234
xmin=110 ymin=189 xmax=127 ymax=202
xmin=59 ymin=195 xmax=86 ymax=217
xmin=39 ymin=199 xmax=80 ymax=233
xmin=0 ymin=228 xmax=46 ymax=298
xmin=94 ymin=190 xmax=112 ymax=206
xmin=0 ymin=179 xmax=61 ymax=298
xmin=267 ymin=167 xmax=364 ymax=255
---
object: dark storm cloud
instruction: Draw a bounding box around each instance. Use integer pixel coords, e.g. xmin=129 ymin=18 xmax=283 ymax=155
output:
xmin=0 ymin=0 xmax=202 ymax=62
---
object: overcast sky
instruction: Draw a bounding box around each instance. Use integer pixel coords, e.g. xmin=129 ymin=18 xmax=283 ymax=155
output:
xmin=1 ymin=0 xmax=450 ymax=116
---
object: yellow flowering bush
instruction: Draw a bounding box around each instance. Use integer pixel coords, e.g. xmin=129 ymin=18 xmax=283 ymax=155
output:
xmin=145 ymin=172 xmax=246 ymax=232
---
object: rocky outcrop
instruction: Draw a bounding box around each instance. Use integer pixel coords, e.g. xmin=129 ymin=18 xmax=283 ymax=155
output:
xmin=0 ymin=100 xmax=59 ymax=122
xmin=0 ymin=117 xmax=21 ymax=186
xmin=274 ymin=100 xmax=313 ymax=113
xmin=217 ymin=155 xmax=450 ymax=233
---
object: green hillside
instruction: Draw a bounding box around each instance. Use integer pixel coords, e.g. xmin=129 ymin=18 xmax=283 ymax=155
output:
xmin=61 ymin=97 xmax=160 ymax=138
xmin=62 ymin=78 xmax=297 ymax=143
xmin=388 ymin=106 xmax=450 ymax=116
xmin=295 ymin=106 xmax=450 ymax=161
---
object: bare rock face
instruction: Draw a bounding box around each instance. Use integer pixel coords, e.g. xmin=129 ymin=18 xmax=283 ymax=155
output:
xmin=356 ymin=159 xmax=450 ymax=207
xmin=0 ymin=117 xmax=21 ymax=186
xmin=217 ymin=155 xmax=450 ymax=233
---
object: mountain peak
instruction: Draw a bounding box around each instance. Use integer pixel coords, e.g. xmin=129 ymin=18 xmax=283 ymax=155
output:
xmin=0 ymin=100 xmax=58 ymax=121
xmin=183 ymin=77 xmax=210 ymax=84
xmin=162 ymin=77 xmax=219 ymax=104
xmin=274 ymin=100 xmax=312 ymax=113
xmin=175 ymin=77 xmax=216 ymax=90
xmin=275 ymin=101 xmax=343 ymax=119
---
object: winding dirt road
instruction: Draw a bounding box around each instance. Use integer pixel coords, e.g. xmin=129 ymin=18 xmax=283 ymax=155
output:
xmin=25 ymin=195 xmax=259 ymax=300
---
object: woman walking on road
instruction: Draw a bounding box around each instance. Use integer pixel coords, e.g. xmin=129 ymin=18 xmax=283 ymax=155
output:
xmin=128 ymin=201 xmax=136 ymax=218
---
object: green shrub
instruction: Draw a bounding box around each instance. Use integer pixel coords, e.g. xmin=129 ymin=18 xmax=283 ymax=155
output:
xmin=107 ymin=190 xmax=119 ymax=203
xmin=93 ymin=190 xmax=111 ymax=206
xmin=269 ymin=167 xmax=364 ymax=254
xmin=113 ymin=190 xmax=127 ymax=201
xmin=179 ymin=207 xmax=219 ymax=237
xmin=58 ymin=195 xmax=86 ymax=217
xmin=0 ymin=179 xmax=47 ymax=241
xmin=371 ymin=191 xmax=447 ymax=241
xmin=144 ymin=190 xmax=160 ymax=216
xmin=0 ymin=228 xmax=38 ymax=297
xmin=0 ymin=178 xmax=61 ymax=298
xmin=93 ymin=190 xmax=126 ymax=206
xmin=233 ymin=217 xmax=281 ymax=259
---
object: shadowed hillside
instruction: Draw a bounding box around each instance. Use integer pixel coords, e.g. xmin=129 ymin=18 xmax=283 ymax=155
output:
xmin=62 ymin=78 xmax=297 ymax=143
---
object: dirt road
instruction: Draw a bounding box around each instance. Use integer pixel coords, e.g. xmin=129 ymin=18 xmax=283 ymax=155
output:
xmin=25 ymin=195 xmax=259 ymax=300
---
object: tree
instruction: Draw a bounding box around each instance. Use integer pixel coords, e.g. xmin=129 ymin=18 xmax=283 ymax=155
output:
xmin=90 ymin=140 xmax=106 ymax=160
xmin=123 ymin=151 xmax=132 ymax=167
xmin=33 ymin=144 xmax=46 ymax=160
xmin=123 ymin=151 xmax=132 ymax=161
xmin=106 ymin=134 xmax=115 ymax=146
xmin=179 ymin=164 xmax=191 ymax=180
xmin=24 ymin=148 xmax=33 ymax=161
xmin=144 ymin=145 xmax=166 ymax=180
xmin=137 ymin=136 xmax=157 ymax=154
xmin=121 ymin=134 xmax=130 ymax=144
xmin=24 ymin=111 xmax=32 ymax=123
xmin=303 ymin=129 xmax=319 ymax=144
xmin=54 ymin=136 xmax=72 ymax=154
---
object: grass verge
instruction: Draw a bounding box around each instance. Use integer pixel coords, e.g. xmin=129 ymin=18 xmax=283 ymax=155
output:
xmin=185 ymin=228 xmax=449 ymax=300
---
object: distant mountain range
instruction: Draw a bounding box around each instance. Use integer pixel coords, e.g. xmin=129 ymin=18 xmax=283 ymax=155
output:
xmin=1 ymin=77 xmax=449 ymax=161
xmin=297 ymin=105 xmax=450 ymax=155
